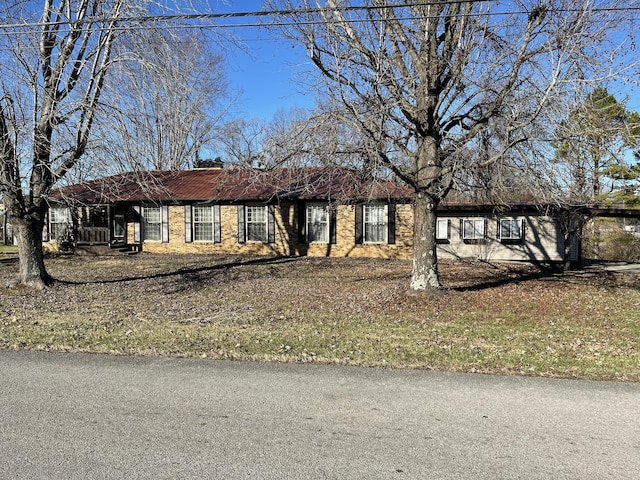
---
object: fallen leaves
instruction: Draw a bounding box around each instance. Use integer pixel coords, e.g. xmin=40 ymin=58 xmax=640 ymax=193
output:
xmin=0 ymin=253 xmax=638 ymax=380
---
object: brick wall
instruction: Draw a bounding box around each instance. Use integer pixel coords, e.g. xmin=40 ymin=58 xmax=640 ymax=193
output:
xmin=45 ymin=202 xmax=565 ymax=263
xmin=135 ymin=202 xmax=415 ymax=260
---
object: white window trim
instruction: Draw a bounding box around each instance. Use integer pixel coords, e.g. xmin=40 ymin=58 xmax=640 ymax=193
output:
xmin=436 ymin=218 xmax=450 ymax=240
xmin=245 ymin=204 xmax=269 ymax=243
xmin=306 ymin=202 xmax=330 ymax=243
xmin=363 ymin=203 xmax=388 ymax=244
xmin=142 ymin=205 xmax=162 ymax=242
xmin=462 ymin=218 xmax=485 ymax=240
xmin=192 ymin=205 xmax=214 ymax=242
xmin=49 ymin=206 xmax=71 ymax=241
xmin=499 ymin=218 xmax=524 ymax=240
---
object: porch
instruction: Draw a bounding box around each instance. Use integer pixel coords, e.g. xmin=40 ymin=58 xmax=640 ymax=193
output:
xmin=76 ymin=227 xmax=110 ymax=245
xmin=74 ymin=205 xmax=128 ymax=247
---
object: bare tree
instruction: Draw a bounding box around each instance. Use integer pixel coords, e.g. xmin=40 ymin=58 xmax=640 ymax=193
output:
xmin=220 ymin=104 xmax=394 ymax=183
xmin=266 ymin=0 xmax=638 ymax=290
xmin=219 ymin=117 xmax=269 ymax=167
xmin=0 ymin=0 xmax=154 ymax=288
xmin=219 ymin=107 xmax=344 ymax=168
xmin=89 ymin=28 xmax=231 ymax=173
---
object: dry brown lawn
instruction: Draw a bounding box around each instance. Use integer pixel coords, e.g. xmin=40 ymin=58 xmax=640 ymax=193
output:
xmin=1 ymin=252 xmax=639 ymax=381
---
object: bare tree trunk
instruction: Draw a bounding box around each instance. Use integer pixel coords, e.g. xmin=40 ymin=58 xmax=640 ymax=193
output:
xmin=266 ymin=0 xmax=634 ymax=289
xmin=0 ymin=0 xmax=142 ymax=288
xmin=558 ymin=208 xmax=588 ymax=271
xmin=410 ymin=193 xmax=442 ymax=291
xmin=563 ymin=233 xmax=574 ymax=271
xmin=12 ymin=216 xmax=51 ymax=289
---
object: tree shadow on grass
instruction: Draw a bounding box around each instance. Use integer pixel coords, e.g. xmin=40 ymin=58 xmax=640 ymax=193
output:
xmin=446 ymin=263 xmax=561 ymax=292
xmin=0 ymin=256 xmax=18 ymax=265
xmin=447 ymin=261 xmax=640 ymax=292
xmin=51 ymin=255 xmax=638 ymax=293
xmin=56 ymin=255 xmax=301 ymax=287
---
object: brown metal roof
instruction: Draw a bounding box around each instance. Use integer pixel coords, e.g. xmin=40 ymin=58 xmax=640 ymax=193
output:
xmin=49 ymin=167 xmax=413 ymax=204
xmin=48 ymin=170 xmax=640 ymax=218
xmin=437 ymin=202 xmax=640 ymax=218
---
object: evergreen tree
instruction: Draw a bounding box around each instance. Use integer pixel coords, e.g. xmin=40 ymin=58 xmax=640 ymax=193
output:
xmin=554 ymin=88 xmax=640 ymax=206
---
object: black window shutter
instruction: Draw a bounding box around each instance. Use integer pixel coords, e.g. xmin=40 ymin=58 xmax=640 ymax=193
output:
xmin=162 ymin=205 xmax=169 ymax=243
xmin=267 ymin=205 xmax=276 ymax=243
xmin=355 ymin=204 xmax=363 ymax=244
xmin=133 ymin=205 xmax=141 ymax=243
xmin=185 ymin=206 xmax=192 ymax=243
xmin=329 ymin=206 xmax=337 ymax=245
xmin=297 ymin=202 xmax=307 ymax=244
xmin=237 ymin=205 xmax=246 ymax=243
xmin=213 ymin=205 xmax=221 ymax=243
xmin=387 ymin=203 xmax=396 ymax=244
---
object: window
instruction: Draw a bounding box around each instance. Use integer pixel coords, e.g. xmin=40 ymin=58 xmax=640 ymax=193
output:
xmin=238 ymin=205 xmax=274 ymax=244
xmin=462 ymin=218 xmax=485 ymax=240
xmin=436 ymin=218 xmax=450 ymax=240
xmin=88 ymin=206 xmax=108 ymax=227
xmin=49 ymin=207 xmax=70 ymax=241
xmin=193 ymin=205 xmax=214 ymax=242
xmin=499 ymin=218 xmax=523 ymax=240
xmin=246 ymin=205 xmax=268 ymax=242
xmin=186 ymin=205 xmax=220 ymax=244
xmin=306 ymin=203 xmax=329 ymax=243
xmin=143 ymin=206 xmax=162 ymax=241
xmin=363 ymin=203 xmax=387 ymax=243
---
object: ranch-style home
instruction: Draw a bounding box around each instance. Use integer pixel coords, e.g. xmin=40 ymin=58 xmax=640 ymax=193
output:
xmin=46 ymin=164 xmax=583 ymax=264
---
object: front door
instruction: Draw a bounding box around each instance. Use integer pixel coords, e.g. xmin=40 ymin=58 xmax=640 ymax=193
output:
xmin=113 ymin=213 xmax=126 ymax=242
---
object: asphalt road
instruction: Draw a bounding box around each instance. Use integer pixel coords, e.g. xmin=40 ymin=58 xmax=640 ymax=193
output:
xmin=1 ymin=351 xmax=639 ymax=479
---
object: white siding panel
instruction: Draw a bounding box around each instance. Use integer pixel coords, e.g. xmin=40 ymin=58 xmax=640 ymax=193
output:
xmin=436 ymin=215 xmax=564 ymax=262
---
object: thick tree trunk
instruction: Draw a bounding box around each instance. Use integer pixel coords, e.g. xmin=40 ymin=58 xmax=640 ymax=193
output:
xmin=13 ymin=217 xmax=52 ymax=289
xmin=410 ymin=193 xmax=442 ymax=291
xmin=558 ymin=208 xmax=587 ymax=271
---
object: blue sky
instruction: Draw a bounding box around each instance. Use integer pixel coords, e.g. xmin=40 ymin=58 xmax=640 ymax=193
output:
xmin=212 ymin=0 xmax=316 ymax=121
xmin=209 ymin=1 xmax=640 ymax=121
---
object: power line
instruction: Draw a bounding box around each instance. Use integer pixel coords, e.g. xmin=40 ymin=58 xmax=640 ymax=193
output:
xmin=0 ymin=1 xmax=500 ymax=31
xmin=0 ymin=1 xmax=638 ymax=36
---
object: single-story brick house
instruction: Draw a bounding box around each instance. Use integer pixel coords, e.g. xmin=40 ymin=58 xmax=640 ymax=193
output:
xmin=46 ymin=165 xmax=589 ymax=263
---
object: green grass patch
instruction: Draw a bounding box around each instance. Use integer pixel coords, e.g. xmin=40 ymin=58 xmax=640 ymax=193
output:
xmin=1 ymin=254 xmax=639 ymax=381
